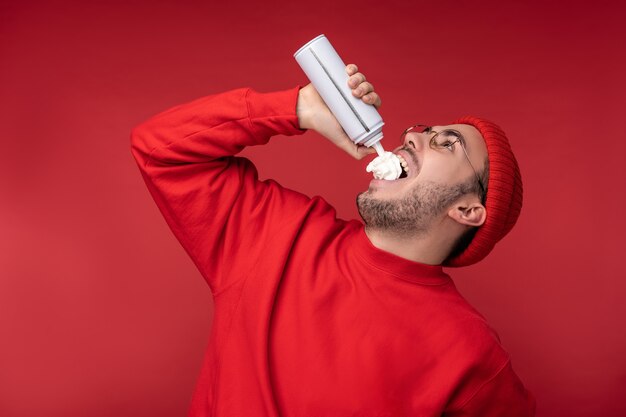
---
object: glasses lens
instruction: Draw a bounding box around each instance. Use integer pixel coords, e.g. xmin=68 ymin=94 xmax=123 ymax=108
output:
xmin=432 ymin=130 xmax=461 ymax=148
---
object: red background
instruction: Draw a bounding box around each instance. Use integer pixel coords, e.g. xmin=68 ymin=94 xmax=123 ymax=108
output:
xmin=1 ymin=1 xmax=625 ymax=416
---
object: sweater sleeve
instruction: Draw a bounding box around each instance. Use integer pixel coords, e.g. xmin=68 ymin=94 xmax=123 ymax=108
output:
xmin=444 ymin=360 xmax=536 ymax=417
xmin=130 ymin=86 xmax=308 ymax=294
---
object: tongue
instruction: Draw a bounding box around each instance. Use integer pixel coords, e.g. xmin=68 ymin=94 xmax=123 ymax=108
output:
xmin=366 ymin=152 xmax=402 ymax=180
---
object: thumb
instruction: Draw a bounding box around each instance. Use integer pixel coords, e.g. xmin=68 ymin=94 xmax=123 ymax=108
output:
xmin=337 ymin=140 xmax=376 ymax=160
xmin=355 ymin=145 xmax=376 ymax=160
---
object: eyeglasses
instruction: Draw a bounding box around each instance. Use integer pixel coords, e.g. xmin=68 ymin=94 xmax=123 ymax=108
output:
xmin=401 ymin=124 xmax=486 ymax=198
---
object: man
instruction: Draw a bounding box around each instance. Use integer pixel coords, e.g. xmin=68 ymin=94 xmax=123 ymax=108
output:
xmin=131 ymin=63 xmax=534 ymax=416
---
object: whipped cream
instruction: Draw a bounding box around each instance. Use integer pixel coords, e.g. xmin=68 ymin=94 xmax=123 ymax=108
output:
xmin=366 ymin=151 xmax=402 ymax=180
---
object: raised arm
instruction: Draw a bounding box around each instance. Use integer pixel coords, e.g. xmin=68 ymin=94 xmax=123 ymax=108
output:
xmin=130 ymin=87 xmax=308 ymax=293
xmin=130 ymin=66 xmax=380 ymax=293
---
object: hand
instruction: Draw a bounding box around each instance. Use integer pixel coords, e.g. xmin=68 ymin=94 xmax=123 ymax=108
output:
xmin=296 ymin=64 xmax=381 ymax=160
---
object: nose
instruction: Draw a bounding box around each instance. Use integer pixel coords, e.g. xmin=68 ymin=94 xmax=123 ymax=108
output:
xmin=402 ymin=131 xmax=427 ymax=151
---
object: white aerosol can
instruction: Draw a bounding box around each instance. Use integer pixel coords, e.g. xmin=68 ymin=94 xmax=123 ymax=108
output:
xmin=294 ymin=34 xmax=385 ymax=155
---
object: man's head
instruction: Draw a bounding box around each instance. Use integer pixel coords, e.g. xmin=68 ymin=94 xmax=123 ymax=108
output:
xmin=357 ymin=117 xmax=522 ymax=267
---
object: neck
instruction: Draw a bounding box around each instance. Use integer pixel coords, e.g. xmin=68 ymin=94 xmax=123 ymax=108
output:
xmin=364 ymin=223 xmax=457 ymax=265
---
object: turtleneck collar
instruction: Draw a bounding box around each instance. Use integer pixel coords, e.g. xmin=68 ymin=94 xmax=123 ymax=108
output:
xmin=348 ymin=222 xmax=451 ymax=286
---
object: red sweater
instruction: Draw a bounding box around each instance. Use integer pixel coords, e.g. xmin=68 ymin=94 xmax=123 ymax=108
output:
xmin=131 ymin=87 xmax=535 ymax=417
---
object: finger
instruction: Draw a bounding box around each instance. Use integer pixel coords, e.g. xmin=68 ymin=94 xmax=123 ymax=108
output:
xmin=331 ymin=129 xmax=376 ymax=160
xmin=336 ymin=136 xmax=361 ymax=159
xmin=355 ymin=144 xmax=377 ymax=160
xmin=352 ymin=81 xmax=375 ymax=97
xmin=362 ymin=92 xmax=381 ymax=108
xmin=348 ymin=73 xmax=366 ymax=88
xmin=333 ymin=132 xmax=370 ymax=160
xmin=345 ymin=64 xmax=358 ymax=76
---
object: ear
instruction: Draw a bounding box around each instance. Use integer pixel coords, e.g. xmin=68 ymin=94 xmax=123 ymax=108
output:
xmin=447 ymin=200 xmax=486 ymax=227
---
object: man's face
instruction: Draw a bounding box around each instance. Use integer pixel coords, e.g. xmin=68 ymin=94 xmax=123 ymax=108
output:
xmin=357 ymin=123 xmax=488 ymax=234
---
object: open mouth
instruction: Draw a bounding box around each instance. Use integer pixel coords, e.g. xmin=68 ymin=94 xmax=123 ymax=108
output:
xmin=366 ymin=149 xmax=417 ymax=182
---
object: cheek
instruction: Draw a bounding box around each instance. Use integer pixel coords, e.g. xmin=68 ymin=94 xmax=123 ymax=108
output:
xmin=418 ymin=158 xmax=457 ymax=184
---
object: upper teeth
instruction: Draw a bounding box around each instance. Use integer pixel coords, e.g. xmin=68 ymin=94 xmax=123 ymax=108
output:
xmin=397 ymin=155 xmax=409 ymax=172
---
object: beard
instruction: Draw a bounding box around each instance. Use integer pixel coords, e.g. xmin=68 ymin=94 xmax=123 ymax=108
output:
xmin=356 ymin=180 xmax=475 ymax=236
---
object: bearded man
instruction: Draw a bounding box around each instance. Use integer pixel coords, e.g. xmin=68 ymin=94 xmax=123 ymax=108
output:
xmin=131 ymin=63 xmax=534 ymax=417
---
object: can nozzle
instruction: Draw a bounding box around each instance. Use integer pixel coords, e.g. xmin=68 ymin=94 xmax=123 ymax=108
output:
xmin=372 ymin=141 xmax=385 ymax=156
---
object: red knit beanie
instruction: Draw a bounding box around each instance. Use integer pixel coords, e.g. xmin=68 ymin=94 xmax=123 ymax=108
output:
xmin=444 ymin=116 xmax=523 ymax=267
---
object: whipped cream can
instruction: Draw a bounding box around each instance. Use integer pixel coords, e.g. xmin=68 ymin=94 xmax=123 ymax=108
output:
xmin=294 ymin=34 xmax=384 ymax=149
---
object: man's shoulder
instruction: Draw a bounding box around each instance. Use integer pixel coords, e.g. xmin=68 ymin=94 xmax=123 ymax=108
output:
xmin=422 ymin=287 xmax=509 ymax=362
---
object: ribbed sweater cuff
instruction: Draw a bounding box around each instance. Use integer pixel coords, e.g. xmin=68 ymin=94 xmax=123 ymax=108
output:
xmin=246 ymin=86 xmax=307 ymax=140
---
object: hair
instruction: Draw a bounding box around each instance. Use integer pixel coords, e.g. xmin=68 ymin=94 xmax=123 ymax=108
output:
xmin=446 ymin=156 xmax=490 ymax=260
